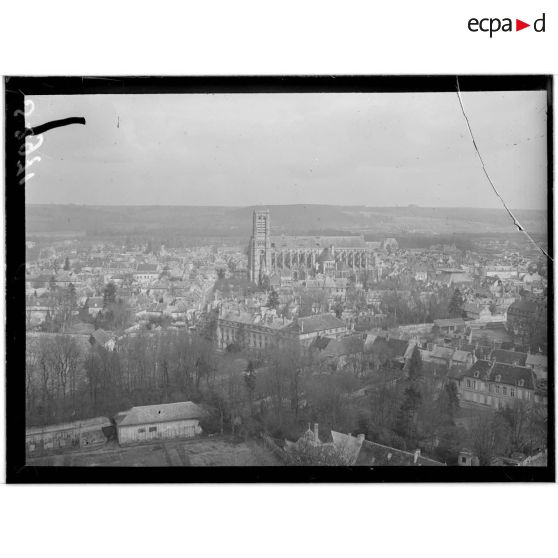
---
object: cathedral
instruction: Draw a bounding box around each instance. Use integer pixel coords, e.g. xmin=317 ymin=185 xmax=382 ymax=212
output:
xmin=247 ymin=209 xmax=376 ymax=284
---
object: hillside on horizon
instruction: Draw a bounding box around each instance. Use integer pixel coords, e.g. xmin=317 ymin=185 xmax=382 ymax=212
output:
xmin=25 ymin=203 xmax=547 ymax=238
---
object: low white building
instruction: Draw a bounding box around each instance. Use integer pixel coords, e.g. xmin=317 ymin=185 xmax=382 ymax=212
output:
xmin=26 ymin=416 xmax=111 ymax=456
xmin=115 ymin=401 xmax=204 ymax=445
xmin=289 ymin=313 xmax=347 ymax=347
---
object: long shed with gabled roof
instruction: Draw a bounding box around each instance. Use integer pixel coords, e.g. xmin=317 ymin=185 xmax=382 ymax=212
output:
xmin=26 ymin=416 xmax=111 ymax=456
xmin=115 ymin=401 xmax=204 ymax=445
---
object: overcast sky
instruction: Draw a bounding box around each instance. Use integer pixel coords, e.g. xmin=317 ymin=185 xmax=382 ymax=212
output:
xmin=25 ymin=90 xmax=547 ymax=210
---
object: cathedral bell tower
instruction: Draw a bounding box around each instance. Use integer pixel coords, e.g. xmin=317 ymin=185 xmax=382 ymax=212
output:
xmin=248 ymin=209 xmax=272 ymax=284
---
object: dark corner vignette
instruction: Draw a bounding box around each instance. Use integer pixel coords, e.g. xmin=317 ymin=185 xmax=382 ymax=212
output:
xmin=4 ymin=75 xmax=554 ymax=483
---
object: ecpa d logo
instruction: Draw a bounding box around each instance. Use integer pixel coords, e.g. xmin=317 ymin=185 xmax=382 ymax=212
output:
xmin=468 ymin=13 xmax=545 ymax=37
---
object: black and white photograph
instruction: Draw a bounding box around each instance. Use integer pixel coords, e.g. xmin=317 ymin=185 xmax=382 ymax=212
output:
xmin=4 ymin=76 xmax=554 ymax=482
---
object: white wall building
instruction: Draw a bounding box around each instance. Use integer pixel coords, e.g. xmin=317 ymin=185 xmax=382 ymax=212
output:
xmin=115 ymin=402 xmax=204 ymax=445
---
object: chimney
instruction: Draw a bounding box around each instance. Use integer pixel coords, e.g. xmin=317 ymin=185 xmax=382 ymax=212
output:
xmin=414 ymin=449 xmax=421 ymax=464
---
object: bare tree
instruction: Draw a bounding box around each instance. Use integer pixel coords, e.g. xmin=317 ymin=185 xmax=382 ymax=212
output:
xmin=469 ymin=412 xmax=508 ymax=465
xmin=47 ymin=336 xmax=82 ymax=403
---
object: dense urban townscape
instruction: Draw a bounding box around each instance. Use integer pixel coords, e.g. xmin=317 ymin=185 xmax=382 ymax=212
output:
xmin=24 ymin=206 xmax=548 ymax=467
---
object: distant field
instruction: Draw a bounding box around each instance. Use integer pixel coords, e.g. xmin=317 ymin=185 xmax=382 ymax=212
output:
xmin=26 ymin=436 xmax=280 ymax=467
xmin=25 ymin=204 xmax=547 ymax=237
xmin=26 ymin=230 xmax=87 ymax=238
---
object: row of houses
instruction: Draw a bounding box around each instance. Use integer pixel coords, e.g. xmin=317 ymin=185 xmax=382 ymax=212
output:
xmin=279 ymin=423 xmax=444 ymax=466
xmin=305 ymin=329 xmax=547 ymax=411
xmin=453 ymin=359 xmax=547 ymax=410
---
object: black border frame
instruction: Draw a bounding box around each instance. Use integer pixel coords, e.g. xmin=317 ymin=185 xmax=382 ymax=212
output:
xmin=5 ymin=75 xmax=555 ymax=483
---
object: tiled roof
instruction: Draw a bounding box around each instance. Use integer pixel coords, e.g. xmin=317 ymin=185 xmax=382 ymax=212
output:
xmin=296 ymin=313 xmax=346 ymax=334
xmin=489 ymin=363 xmax=535 ymax=390
xmin=220 ymin=310 xmax=256 ymax=326
xmin=439 ymin=271 xmax=473 ymax=284
xmin=136 ymin=263 xmax=159 ymax=273
xmin=526 ymin=354 xmax=547 ymax=369
xmin=467 ymin=359 xmax=493 ymax=378
xmin=331 ymin=431 xmax=364 ymax=465
xmin=366 ymin=336 xmax=410 ymax=359
xmin=116 ymin=402 xmax=204 ymax=427
xmin=27 ymin=416 xmax=111 ymax=436
xmin=386 ymin=338 xmax=410 ymax=358
xmin=466 ymin=360 xmax=535 ymax=389
xmin=491 ymin=349 xmax=527 ymax=367
xmin=431 ymin=346 xmax=455 ymax=360
xmin=355 ymin=440 xmax=444 ymax=466
xmin=452 ymin=350 xmax=472 ymax=363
